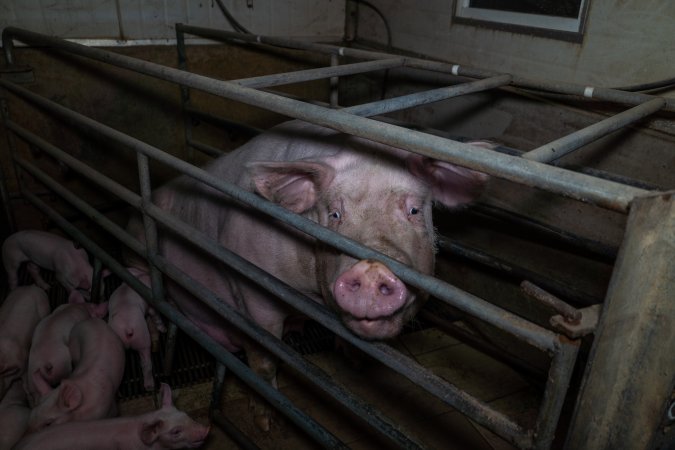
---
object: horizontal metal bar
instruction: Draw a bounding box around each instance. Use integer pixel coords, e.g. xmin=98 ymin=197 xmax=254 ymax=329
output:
xmin=175 ymin=24 xmax=396 ymax=61
xmin=184 ymin=105 xmax=263 ymax=135
xmin=18 ymin=188 xmax=347 ymax=449
xmin=395 ymin=57 xmax=675 ymax=113
xmin=1 ymin=81 xmax=561 ymax=353
xmin=187 ymin=138 xmax=225 ymax=158
xmin=234 ymin=58 xmax=405 ymax=88
xmin=15 ymin=144 xmax=530 ymax=448
xmin=151 ymin=249 xmax=425 ymax=449
xmin=10 ymin=118 xmax=532 ymax=446
xmin=344 ymin=74 xmax=512 ymax=117
xmin=520 ymin=281 xmax=582 ymax=324
xmin=1 ymin=27 xmax=650 ymax=213
xmin=174 ymin=24 xmax=675 ymax=113
xmin=523 ymin=98 xmax=666 ymax=163
xmin=438 ymin=236 xmax=602 ymax=306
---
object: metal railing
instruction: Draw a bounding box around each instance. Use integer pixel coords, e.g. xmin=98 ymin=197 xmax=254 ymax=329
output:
xmin=1 ymin=25 xmax=668 ymax=449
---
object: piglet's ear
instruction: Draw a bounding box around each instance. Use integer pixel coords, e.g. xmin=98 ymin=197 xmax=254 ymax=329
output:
xmin=407 ymin=152 xmax=489 ymax=208
xmin=140 ymin=419 xmax=163 ymax=445
xmin=248 ymin=161 xmax=335 ymax=213
xmin=59 ymin=382 xmax=83 ymax=411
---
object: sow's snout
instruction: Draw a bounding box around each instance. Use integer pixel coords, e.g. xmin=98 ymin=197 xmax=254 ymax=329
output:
xmin=333 ymin=259 xmax=411 ymax=339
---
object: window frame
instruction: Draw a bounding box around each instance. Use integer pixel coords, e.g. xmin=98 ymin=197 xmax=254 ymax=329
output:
xmin=452 ymin=0 xmax=590 ymax=42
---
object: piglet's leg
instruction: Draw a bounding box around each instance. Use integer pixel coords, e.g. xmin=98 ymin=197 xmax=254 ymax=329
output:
xmin=26 ymin=263 xmax=50 ymax=290
xmin=244 ymin=344 xmax=280 ymax=432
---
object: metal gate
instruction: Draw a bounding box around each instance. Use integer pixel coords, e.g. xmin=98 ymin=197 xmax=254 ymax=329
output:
xmin=0 ymin=25 xmax=673 ymax=449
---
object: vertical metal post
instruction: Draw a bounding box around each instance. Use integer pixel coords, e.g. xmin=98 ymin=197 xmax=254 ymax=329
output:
xmin=330 ymin=53 xmax=339 ymax=107
xmin=209 ymin=362 xmax=227 ymax=417
xmin=91 ymin=257 xmax=104 ymax=303
xmin=566 ymin=192 xmax=675 ymax=449
xmin=0 ymin=99 xmax=18 ymax=234
xmin=136 ymin=152 xmax=172 ymax=377
xmin=176 ymin=27 xmax=194 ymax=163
xmin=531 ymin=338 xmax=579 ymax=449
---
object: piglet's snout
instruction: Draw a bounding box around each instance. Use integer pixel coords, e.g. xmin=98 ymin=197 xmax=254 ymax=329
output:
xmin=333 ymin=260 xmax=407 ymax=320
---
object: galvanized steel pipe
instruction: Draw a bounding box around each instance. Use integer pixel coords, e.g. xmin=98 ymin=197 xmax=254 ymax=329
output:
xmin=1 ymin=27 xmax=649 ymax=213
xmin=523 ymin=98 xmax=666 ymax=163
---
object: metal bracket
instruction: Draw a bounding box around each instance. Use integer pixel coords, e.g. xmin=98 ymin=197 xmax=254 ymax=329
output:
xmin=550 ymin=304 xmax=601 ymax=339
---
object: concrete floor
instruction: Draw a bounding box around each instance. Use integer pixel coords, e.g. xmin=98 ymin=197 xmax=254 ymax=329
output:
xmin=120 ymin=325 xmax=542 ymax=450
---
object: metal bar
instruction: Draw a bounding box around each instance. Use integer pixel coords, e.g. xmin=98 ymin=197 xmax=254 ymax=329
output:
xmin=184 ymin=106 xmax=263 ymax=136
xmin=147 ymin=219 xmax=530 ymax=448
xmin=0 ymin=86 xmax=561 ymax=354
xmin=17 ymin=189 xmax=349 ymax=450
xmin=399 ymin=60 xmax=675 ymax=112
xmin=469 ymin=203 xmax=619 ymax=261
xmin=0 ymin=99 xmax=17 ymax=234
xmin=12 ymin=141 xmax=531 ymax=448
xmin=520 ymin=281 xmax=582 ymax=324
xmin=0 ymin=28 xmax=650 ymax=213
xmin=11 ymin=129 xmax=453 ymax=449
xmin=566 ymin=192 xmax=675 ymax=449
xmin=150 ymin=248 xmax=426 ymax=449
xmin=91 ymin=257 xmax=103 ymax=303
xmin=187 ymin=139 xmax=225 ymax=158
xmin=438 ymin=236 xmax=602 ymax=306
xmin=531 ymin=339 xmax=580 ymax=450
xmin=211 ymin=411 xmax=262 ymax=450
xmin=344 ymin=74 xmax=512 ymax=117
xmin=330 ymin=53 xmax=339 ymax=107
xmin=172 ymin=24 xmax=675 ymax=112
xmin=175 ymin=26 xmax=194 ymax=162
xmin=234 ymin=58 xmax=405 ymax=88
xmin=522 ymin=98 xmax=666 ymax=163
xmin=209 ymin=363 xmax=227 ymax=416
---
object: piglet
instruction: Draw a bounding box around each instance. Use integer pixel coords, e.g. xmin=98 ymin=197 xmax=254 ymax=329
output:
xmin=0 ymin=380 xmax=30 ymax=450
xmin=14 ymin=383 xmax=210 ymax=450
xmin=1 ymin=229 xmax=94 ymax=303
xmin=0 ymin=285 xmax=50 ymax=401
xmin=24 ymin=302 xmax=108 ymax=407
xmin=26 ymin=317 xmax=125 ymax=432
xmin=108 ymin=268 xmax=166 ymax=391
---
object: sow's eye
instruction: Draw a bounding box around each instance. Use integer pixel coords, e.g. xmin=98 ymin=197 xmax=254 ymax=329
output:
xmin=409 ymin=207 xmax=420 ymax=215
xmin=329 ymin=210 xmax=341 ymax=221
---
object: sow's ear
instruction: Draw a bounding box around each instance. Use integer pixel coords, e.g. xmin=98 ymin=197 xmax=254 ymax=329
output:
xmin=407 ymin=141 xmax=492 ymax=207
xmin=247 ymin=161 xmax=335 ymax=213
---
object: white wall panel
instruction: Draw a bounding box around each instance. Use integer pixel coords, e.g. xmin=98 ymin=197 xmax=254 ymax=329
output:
xmin=355 ymin=0 xmax=675 ymax=90
xmin=0 ymin=0 xmax=345 ymax=44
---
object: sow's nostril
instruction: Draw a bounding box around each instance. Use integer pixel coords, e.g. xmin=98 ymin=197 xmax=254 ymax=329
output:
xmin=333 ymin=260 xmax=408 ymax=319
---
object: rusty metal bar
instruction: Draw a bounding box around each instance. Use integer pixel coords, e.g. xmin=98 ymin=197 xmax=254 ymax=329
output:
xmin=234 ymin=58 xmax=405 ymax=88
xmin=0 ymin=27 xmax=650 ymax=213
xmin=520 ymin=281 xmax=582 ymax=324
xmin=522 ymin=98 xmax=666 ymax=163
xmin=531 ymin=338 xmax=580 ymax=450
xmin=566 ymin=192 xmax=675 ymax=449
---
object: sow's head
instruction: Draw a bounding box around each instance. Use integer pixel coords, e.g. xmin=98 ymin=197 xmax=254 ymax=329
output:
xmin=248 ymin=125 xmax=490 ymax=340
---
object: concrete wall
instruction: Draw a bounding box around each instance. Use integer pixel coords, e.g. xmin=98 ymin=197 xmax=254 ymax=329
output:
xmin=355 ymin=0 xmax=675 ymax=89
xmin=0 ymin=0 xmax=345 ymax=42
